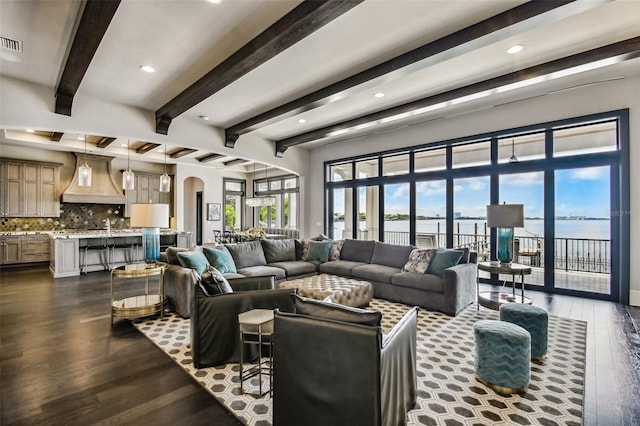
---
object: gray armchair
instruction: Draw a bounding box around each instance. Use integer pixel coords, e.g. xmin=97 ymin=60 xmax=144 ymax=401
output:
xmin=272 ymin=296 xmax=419 ymax=426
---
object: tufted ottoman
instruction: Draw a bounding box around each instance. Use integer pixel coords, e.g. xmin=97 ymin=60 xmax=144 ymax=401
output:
xmin=500 ymin=303 xmax=549 ymax=361
xmin=278 ymin=274 xmax=373 ymax=307
xmin=473 ymin=319 xmax=531 ymax=394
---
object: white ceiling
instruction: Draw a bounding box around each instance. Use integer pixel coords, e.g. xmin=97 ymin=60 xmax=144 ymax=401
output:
xmin=0 ymin=0 xmax=639 ymax=171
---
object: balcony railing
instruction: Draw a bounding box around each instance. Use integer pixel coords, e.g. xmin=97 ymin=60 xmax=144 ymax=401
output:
xmin=380 ymin=231 xmax=610 ymax=274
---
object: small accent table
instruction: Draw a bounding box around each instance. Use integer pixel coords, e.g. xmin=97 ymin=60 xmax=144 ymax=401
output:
xmin=110 ymin=264 xmax=165 ymax=325
xmin=477 ymin=261 xmax=532 ymax=311
xmin=239 ymin=309 xmax=274 ymax=397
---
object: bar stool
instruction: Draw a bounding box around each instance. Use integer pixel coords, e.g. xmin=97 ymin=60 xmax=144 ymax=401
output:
xmin=80 ymin=237 xmax=109 ymax=274
xmin=108 ymin=236 xmax=135 ymax=269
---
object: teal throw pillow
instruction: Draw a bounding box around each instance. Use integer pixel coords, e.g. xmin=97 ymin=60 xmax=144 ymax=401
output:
xmin=203 ymin=246 xmax=237 ymax=274
xmin=177 ymin=249 xmax=210 ymax=276
xmin=425 ymin=249 xmax=464 ymax=277
xmin=306 ymin=240 xmax=333 ymax=262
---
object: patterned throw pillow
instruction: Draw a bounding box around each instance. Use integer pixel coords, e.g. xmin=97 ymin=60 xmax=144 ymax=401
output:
xmin=300 ymin=239 xmax=311 ymax=260
xmin=198 ymin=266 xmax=233 ymax=296
xmin=328 ymin=240 xmax=344 ymax=261
xmin=402 ymin=248 xmax=436 ymax=274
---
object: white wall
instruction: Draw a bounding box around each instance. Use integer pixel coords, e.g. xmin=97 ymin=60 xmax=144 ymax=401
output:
xmin=307 ymin=75 xmax=640 ymax=306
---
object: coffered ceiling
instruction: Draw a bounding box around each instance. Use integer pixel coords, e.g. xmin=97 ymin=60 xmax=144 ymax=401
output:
xmin=0 ymin=0 xmax=639 ymax=171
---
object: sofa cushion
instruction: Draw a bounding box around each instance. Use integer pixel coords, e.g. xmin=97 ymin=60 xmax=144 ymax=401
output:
xmin=457 ymin=247 xmax=471 ymax=264
xmin=391 ymin=271 xmax=444 ymax=293
xmin=340 ymin=239 xmax=375 ymax=263
xmin=319 ymin=260 xmax=367 ymax=276
xmin=237 ymin=265 xmax=286 ymax=280
xmin=202 ymin=246 xmax=237 ymax=274
xmin=225 ymin=240 xmax=267 ymax=269
xmin=328 ymin=240 xmax=344 ymax=261
xmin=199 ymin=266 xmax=233 ymax=295
xmin=370 ymin=242 xmax=414 ymax=269
xmin=352 ymin=263 xmax=400 ymax=284
xmin=269 ymin=261 xmax=318 ymax=277
xmin=402 ymin=248 xmax=437 ymax=274
xmin=166 ymin=246 xmax=189 ymax=265
xmin=177 ymin=249 xmax=210 ymax=276
xmin=306 ymin=240 xmax=333 ymax=262
xmin=261 ymin=238 xmax=296 ymax=263
xmin=292 ymin=294 xmax=381 ymax=327
xmin=426 ymin=249 xmax=465 ymax=277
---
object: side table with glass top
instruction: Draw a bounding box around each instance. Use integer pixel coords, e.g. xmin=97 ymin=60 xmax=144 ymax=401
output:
xmin=110 ymin=264 xmax=165 ymax=325
xmin=238 ymin=309 xmax=274 ymax=397
xmin=477 ymin=261 xmax=532 ymax=310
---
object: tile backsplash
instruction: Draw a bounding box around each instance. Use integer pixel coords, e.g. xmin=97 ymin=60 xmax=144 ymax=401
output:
xmin=0 ymin=204 xmax=129 ymax=232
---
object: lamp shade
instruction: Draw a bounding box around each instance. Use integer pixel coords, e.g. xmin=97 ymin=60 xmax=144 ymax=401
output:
xmin=130 ymin=203 xmax=169 ymax=228
xmin=486 ymin=204 xmax=524 ymax=228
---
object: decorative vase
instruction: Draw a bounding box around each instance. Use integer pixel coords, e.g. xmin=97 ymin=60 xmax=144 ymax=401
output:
xmin=142 ymin=227 xmax=160 ymax=263
xmin=497 ymin=227 xmax=514 ymax=265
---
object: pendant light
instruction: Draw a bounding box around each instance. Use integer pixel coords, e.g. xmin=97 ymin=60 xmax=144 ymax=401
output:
xmin=78 ymin=138 xmax=92 ymax=187
xmin=509 ymin=139 xmax=519 ymax=163
xmin=122 ymin=140 xmax=135 ymax=190
xmin=159 ymin=144 xmax=170 ymax=192
xmin=245 ymin=162 xmax=276 ymax=207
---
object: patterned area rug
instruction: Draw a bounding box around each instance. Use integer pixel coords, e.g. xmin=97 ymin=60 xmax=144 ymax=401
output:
xmin=133 ymin=299 xmax=586 ymax=425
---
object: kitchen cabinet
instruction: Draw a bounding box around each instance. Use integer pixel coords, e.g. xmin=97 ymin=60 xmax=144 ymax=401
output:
xmin=124 ymin=171 xmax=173 ymax=217
xmin=51 ymin=238 xmax=80 ymax=278
xmin=0 ymin=158 xmax=61 ymax=217
xmin=22 ymin=234 xmax=51 ymax=263
xmin=0 ymin=236 xmax=22 ymax=265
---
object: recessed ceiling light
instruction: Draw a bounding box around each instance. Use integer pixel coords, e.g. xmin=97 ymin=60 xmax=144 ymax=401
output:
xmin=374 ymin=92 xmax=385 ymax=98
xmin=506 ymin=44 xmax=524 ymax=54
xmin=207 ymin=0 xmax=222 ymax=3
xmin=199 ymin=115 xmax=210 ymax=121
xmin=298 ymin=119 xmax=306 ymax=124
xmin=120 ymin=143 xmax=127 ymax=147
xmin=140 ymin=65 xmax=156 ymax=73
xmin=77 ymin=135 xmax=85 ymax=141
xmin=26 ymin=129 xmax=35 ymax=133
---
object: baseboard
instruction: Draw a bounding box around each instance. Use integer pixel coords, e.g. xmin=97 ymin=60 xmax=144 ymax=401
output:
xmin=629 ymin=289 xmax=640 ymax=307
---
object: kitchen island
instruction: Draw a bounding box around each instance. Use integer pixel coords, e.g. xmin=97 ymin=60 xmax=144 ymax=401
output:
xmin=49 ymin=230 xmax=191 ymax=278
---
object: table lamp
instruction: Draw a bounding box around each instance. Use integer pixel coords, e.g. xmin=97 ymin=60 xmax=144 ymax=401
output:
xmin=130 ymin=203 xmax=169 ymax=263
xmin=486 ymin=203 xmax=524 ymax=266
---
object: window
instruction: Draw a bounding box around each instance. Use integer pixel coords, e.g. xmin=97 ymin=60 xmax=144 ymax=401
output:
xmin=253 ymin=174 xmax=300 ymax=229
xmin=223 ymin=178 xmax=245 ymax=231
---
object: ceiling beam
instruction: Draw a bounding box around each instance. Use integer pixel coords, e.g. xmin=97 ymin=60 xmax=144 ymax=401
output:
xmin=226 ymin=0 xmax=579 ymax=142
xmin=55 ymin=0 xmax=121 ymax=116
xmin=169 ymin=148 xmax=197 ymax=159
xmin=136 ymin=143 xmax=161 ymax=154
xmin=154 ymin=0 xmax=363 ymax=136
xmin=275 ymin=37 xmax=640 ymax=156
xmin=223 ymin=158 xmax=247 ymax=167
xmin=197 ymin=153 xmax=225 ymax=163
xmin=95 ymin=136 xmax=116 ymax=148
xmin=50 ymin=132 xmax=64 ymax=142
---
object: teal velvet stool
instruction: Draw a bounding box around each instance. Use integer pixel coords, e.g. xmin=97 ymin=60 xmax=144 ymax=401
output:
xmin=500 ymin=303 xmax=549 ymax=361
xmin=473 ymin=320 xmax=530 ymax=394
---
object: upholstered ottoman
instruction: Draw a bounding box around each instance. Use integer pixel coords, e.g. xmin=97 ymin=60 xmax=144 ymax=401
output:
xmin=500 ymin=303 xmax=549 ymax=361
xmin=278 ymin=274 xmax=373 ymax=307
xmin=473 ymin=320 xmax=531 ymax=394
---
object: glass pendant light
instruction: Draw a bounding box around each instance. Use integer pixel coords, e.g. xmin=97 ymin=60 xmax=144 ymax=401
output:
xmin=159 ymin=144 xmax=170 ymax=192
xmin=78 ymin=138 xmax=92 ymax=187
xmin=122 ymin=139 xmax=135 ymax=190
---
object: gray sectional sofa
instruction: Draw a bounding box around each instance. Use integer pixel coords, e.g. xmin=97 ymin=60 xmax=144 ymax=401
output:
xmin=161 ymin=238 xmax=477 ymax=318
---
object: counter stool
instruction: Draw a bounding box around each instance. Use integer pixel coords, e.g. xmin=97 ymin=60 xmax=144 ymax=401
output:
xmin=500 ymin=303 xmax=549 ymax=361
xmin=108 ymin=236 xmax=136 ymax=268
xmin=80 ymin=237 xmax=109 ymax=274
xmin=473 ymin=319 xmax=530 ymax=394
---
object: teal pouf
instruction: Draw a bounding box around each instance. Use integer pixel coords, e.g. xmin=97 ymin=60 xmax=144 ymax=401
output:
xmin=473 ymin=320 xmax=530 ymax=394
xmin=500 ymin=303 xmax=549 ymax=361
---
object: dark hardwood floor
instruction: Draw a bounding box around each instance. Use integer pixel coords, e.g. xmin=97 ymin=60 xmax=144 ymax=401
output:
xmin=1 ymin=265 xmax=639 ymax=425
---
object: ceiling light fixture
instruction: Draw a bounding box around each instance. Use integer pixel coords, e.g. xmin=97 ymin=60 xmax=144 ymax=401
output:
xmin=207 ymin=0 xmax=222 ymax=3
xmin=159 ymin=144 xmax=170 ymax=193
xmin=122 ymin=140 xmax=135 ymax=190
xmin=298 ymin=118 xmax=307 ymax=124
xmin=26 ymin=129 xmax=34 ymax=133
xmin=199 ymin=115 xmax=210 ymax=121
xmin=507 ymin=44 xmax=524 ymax=54
xmin=246 ymin=162 xmax=276 ymax=207
xmin=509 ymin=139 xmax=519 ymax=163
xmin=78 ymin=139 xmax=92 ymax=187
xmin=140 ymin=65 xmax=156 ymax=73
xmin=374 ymin=92 xmax=385 ymax=98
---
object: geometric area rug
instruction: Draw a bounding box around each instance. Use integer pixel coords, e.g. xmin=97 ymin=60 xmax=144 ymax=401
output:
xmin=133 ymin=299 xmax=586 ymax=426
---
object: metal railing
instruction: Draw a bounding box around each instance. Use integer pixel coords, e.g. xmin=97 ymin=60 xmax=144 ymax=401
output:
xmin=380 ymin=231 xmax=610 ymax=274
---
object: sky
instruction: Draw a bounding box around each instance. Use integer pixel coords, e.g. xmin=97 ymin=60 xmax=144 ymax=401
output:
xmin=333 ymin=165 xmax=611 ymax=219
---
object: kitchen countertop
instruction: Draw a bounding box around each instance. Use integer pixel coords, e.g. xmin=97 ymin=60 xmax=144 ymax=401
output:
xmin=1 ymin=230 xmax=190 ymax=239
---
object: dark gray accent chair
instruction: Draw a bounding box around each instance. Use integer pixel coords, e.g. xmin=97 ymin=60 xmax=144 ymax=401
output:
xmin=273 ymin=296 xmax=419 ymax=426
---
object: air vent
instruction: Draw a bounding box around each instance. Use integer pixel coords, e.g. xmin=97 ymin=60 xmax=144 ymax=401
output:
xmin=1 ymin=36 xmax=22 ymax=53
